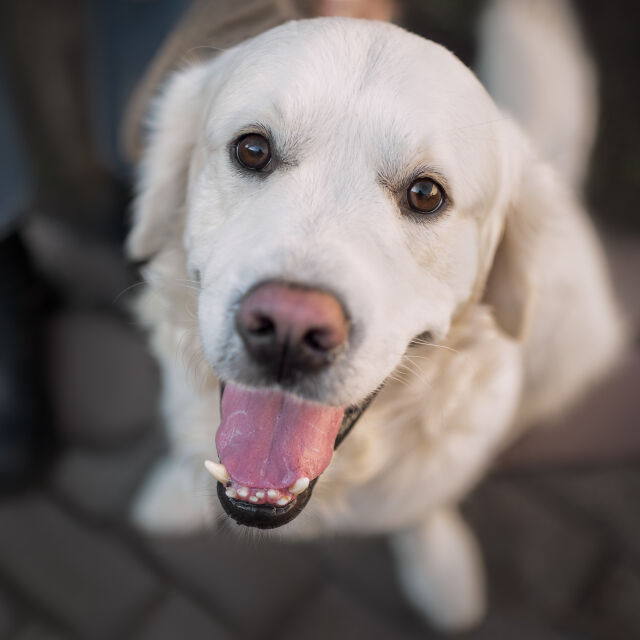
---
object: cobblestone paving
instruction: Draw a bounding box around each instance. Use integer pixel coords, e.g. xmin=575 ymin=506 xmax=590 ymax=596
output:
xmin=1 ymin=233 xmax=638 ymax=640
xmin=3 ymin=450 xmax=639 ymax=639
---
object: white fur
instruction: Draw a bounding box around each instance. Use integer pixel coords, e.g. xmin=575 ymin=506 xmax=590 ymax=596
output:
xmin=391 ymin=508 xmax=486 ymax=632
xmin=127 ymin=13 xmax=624 ymax=632
xmin=477 ymin=0 xmax=598 ymax=188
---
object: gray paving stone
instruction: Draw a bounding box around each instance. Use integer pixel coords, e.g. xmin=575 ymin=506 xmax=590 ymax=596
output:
xmin=145 ymin=532 xmax=319 ymax=637
xmin=47 ymin=311 xmax=159 ymax=446
xmin=13 ymin=623 xmax=66 ymax=640
xmin=0 ymin=495 xmax=159 ymax=639
xmin=308 ymin=536 xmax=423 ymax=629
xmin=532 ymin=466 xmax=640 ymax=560
xmin=134 ymin=592 xmax=234 ymax=640
xmin=279 ymin=584 xmax=420 ymax=640
xmin=51 ymin=427 xmax=164 ymax=523
xmin=586 ymin=563 xmax=640 ymax=639
xmin=463 ymin=479 xmax=604 ymax=616
xmin=0 ymin=590 xmax=15 ymax=639
xmin=466 ymin=611 xmax=580 ymax=640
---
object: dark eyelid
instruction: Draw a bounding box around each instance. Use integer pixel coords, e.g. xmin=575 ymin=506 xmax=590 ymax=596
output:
xmin=407 ymin=166 xmax=449 ymax=194
xmin=378 ymin=165 xmax=450 ymax=195
xmin=228 ymin=123 xmax=273 ymax=158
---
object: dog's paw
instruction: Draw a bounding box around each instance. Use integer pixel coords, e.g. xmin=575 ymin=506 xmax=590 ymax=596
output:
xmin=130 ymin=456 xmax=217 ymax=536
xmin=391 ymin=508 xmax=487 ymax=633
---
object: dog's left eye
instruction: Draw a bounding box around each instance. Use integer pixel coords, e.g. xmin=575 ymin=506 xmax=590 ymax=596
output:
xmin=407 ymin=178 xmax=445 ymax=214
xmin=235 ymin=133 xmax=272 ymax=171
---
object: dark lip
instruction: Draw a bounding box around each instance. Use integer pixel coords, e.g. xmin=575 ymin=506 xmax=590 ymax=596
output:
xmin=217 ymin=477 xmax=318 ymax=530
xmin=214 ymin=383 xmax=377 ymax=529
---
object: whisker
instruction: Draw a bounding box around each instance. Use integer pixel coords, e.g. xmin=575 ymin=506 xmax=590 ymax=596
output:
xmin=410 ymin=339 xmax=461 ymax=355
xmin=113 ymin=280 xmax=148 ymax=304
xmin=398 ymin=359 xmax=422 ymax=378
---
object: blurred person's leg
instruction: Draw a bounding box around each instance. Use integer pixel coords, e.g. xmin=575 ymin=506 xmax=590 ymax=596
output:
xmin=0 ymin=0 xmax=112 ymax=489
xmin=87 ymin=0 xmax=193 ymax=179
xmin=0 ymin=33 xmax=50 ymax=490
xmin=0 ymin=0 xmax=126 ymax=488
xmin=0 ymin=0 xmax=120 ymax=234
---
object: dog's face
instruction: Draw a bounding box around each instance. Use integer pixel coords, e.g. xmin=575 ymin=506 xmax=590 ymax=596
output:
xmin=130 ymin=19 xmax=520 ymax=526
xmin=187 ymin=20 xmax=510 ymax=403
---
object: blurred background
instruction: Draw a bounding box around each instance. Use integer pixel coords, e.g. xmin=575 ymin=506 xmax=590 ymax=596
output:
xmin=0 ymin=0 xmax=638 ymax=638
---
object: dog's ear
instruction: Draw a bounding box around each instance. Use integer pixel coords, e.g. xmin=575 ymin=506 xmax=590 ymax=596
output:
xmin=126 ymin=63 xmax=209 ymax=261
xmin=484 ymin=127 xmax=572 ymax=340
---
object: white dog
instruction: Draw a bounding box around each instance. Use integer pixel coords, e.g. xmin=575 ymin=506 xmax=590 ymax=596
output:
xmin=127 ymin=4 xmax=623 ymax=632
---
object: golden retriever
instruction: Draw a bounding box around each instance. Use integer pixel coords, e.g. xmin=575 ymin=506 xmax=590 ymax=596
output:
xmin=126 ymin=9 xmax=623 ymax=631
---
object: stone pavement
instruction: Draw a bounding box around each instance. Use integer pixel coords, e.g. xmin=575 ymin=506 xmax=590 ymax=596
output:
xmin=0 ymin=225 xmax=638 ymax=640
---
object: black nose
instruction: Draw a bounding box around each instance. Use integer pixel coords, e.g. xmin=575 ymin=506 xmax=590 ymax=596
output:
xmin=235 ymin=281 xmax=348 ymax=379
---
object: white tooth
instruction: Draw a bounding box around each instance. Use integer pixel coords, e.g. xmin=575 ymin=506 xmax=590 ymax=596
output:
xmin=267 ymin=489 xmax=280 ymax=499
xmin=289 ymin=477 xmax=310 ymax=495
xmin=277 ymin=497 xmax=289 ymax=506
xmin=249 ymin=496 xmax=259 ymax=503
xmin=225 ymin=487 xmax=237 ymax=499
xmin=255 ymin=491 xmax=265 ymax=499
xmin=204 ymin=460 xmax=230 ymax=484
xmin=238 ymin=486 xmax=250 ymax=498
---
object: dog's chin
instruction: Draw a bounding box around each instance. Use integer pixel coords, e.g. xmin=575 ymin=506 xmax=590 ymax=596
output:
xmin=212 ymin=381 xmax=376 ymax=530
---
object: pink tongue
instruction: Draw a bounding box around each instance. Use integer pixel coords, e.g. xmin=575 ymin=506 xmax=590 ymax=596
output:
xmin=216 ymin=384 xmax=345 ymax=489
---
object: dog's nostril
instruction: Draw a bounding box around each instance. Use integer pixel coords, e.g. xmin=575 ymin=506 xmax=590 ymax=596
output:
xmin=303 ymin=329 xmax=335 ymax=353
xmin=247 ymin=313 xmax=275 ymax=336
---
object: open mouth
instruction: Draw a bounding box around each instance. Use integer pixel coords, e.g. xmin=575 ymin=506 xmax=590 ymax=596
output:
xmin=206 ymin=382 xmax=374 ymax=529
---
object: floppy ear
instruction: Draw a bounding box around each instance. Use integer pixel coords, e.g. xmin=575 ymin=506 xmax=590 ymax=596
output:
xmin=483 ymin=127 xmax=571 ymax=340
xmin=126 ymin=63 xmax=210 ymax=261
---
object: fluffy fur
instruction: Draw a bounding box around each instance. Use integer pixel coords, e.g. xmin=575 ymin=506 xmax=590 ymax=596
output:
xmin=127 ymin=5 xmax=623 ymax=631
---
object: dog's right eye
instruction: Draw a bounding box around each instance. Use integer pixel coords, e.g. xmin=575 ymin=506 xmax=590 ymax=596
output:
xmin=235 ymin=134 xmax=272 ymax=171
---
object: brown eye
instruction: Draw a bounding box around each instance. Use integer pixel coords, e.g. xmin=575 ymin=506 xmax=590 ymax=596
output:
xmin=235 ymin=133 xmax=271 ymax=171
xmin=407 ymin=178 xmax=445 ymax=214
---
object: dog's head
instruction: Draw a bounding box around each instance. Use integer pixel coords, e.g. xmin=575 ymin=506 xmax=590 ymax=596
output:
xmin=129 ymin=19 xmax=552 ymax=527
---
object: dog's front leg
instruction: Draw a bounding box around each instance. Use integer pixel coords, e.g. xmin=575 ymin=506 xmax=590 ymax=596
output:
xmin=390 ymin=507 xmax=486 ymax=633
xmin=131 ymin=316 xmax=221 ymax=535
xmin=383 ymin=309 xmax=522 ymax=632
